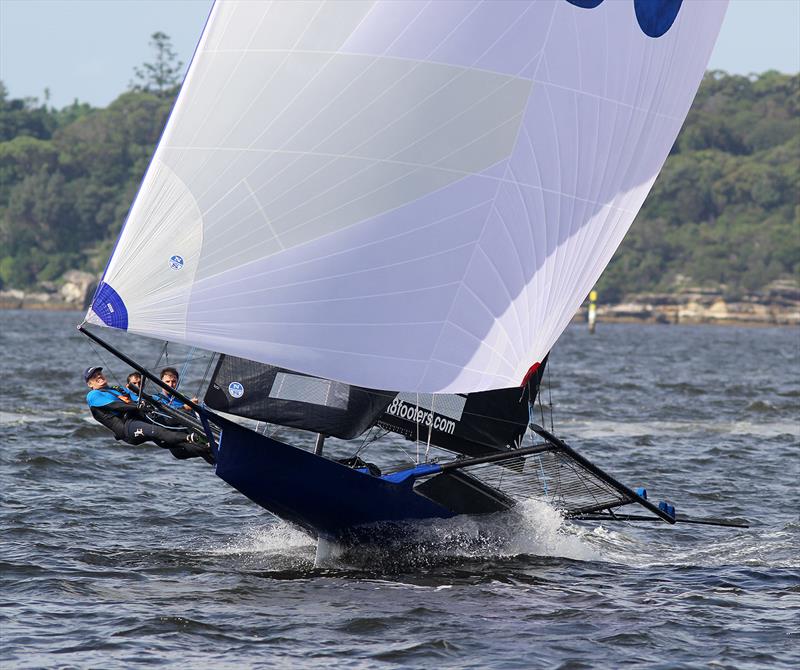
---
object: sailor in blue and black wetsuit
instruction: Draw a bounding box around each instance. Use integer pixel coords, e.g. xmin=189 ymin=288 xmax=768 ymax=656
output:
xmin=83 ymin=366 xmax=211 ymax=463
xmin=125 ymin=367 xmax=196 ymax=428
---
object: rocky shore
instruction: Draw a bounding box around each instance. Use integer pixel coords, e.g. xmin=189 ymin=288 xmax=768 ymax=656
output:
xmin=2 ymin=273 xmax=798 ymax=327
xmin=0 ymin=271 xmax=96 ymax=311
xmin=575 ymin=280 xmax=799 ymax=326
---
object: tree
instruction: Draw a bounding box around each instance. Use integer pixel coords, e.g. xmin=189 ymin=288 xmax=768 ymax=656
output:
xmin=0 ymin=80 xmax=58 ymax=142
xmin=131 ymin=32 xmax=184 ymax=95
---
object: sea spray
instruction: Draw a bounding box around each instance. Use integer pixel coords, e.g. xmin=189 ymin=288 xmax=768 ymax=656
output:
xmin=206 ymin=500 xmax=601 ymax=572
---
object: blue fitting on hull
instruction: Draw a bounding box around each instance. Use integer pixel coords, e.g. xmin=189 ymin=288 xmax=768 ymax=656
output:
xmin=658 ymin=501 xmax=676 ymax=518
xmin=382 ymin=463 xmax=442 ymax=485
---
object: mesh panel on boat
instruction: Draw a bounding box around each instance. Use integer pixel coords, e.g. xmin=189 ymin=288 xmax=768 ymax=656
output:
xmin=458 ymin=444 xmax=633 ymax=515
xmin=204 ymin=354 xmax=395 ymax=439
xmin=393 ymin=393 xmax=467 ymax=421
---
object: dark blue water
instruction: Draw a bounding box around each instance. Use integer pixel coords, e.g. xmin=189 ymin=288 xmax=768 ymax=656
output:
xmin=2 ymin=310 xmax=798 ymax=668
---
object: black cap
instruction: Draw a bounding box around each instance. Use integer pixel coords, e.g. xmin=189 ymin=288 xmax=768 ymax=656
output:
xmin=83 ymin=366 xmax=103 ymax=382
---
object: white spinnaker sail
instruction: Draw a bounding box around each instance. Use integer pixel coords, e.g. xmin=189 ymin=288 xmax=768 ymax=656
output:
xmin=87 ymin=0 xmax=727 ymax=393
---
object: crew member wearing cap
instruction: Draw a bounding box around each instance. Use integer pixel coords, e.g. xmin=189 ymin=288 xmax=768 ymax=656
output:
xmin=83 ymin=366 xmax=212 ymax=463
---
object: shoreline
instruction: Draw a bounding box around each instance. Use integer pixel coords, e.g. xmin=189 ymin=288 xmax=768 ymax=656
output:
xmin=3 ymin=300 xmax=796 ymax=328
xmin=2 ymin=274 xmax=797 ymax=327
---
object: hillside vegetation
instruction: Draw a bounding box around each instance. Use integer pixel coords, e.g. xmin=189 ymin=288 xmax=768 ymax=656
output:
xmin=0 ymin=71 xmax=798 ymax=298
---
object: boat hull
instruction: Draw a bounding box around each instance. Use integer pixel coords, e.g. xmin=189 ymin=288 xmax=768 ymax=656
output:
xmin=214 ymin=421 xmax=457 ymax=540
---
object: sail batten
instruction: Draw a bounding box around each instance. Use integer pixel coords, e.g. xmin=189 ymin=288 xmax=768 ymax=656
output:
xmin=90 ymin=0 xmax=727 ymax=393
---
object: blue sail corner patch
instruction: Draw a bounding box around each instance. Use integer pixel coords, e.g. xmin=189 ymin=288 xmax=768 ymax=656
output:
xmin=91 ymin=282 xmax=129 ymax=330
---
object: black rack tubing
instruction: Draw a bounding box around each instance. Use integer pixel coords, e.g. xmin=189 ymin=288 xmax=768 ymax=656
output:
xmin=529 ymin=423 xmax=677 ymax=524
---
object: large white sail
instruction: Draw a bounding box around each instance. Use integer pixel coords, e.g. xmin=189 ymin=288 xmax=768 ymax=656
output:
xmin=87 ymin=0 xmax=727 ymax=393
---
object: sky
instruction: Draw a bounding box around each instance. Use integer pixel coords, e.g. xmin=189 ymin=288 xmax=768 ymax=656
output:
xmin=1 ymin=0 xmax=799 ymax=109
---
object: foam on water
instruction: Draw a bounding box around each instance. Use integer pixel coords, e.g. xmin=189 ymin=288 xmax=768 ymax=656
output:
xmin=0 ymin=411 xmax=57 ymax=425
xmin=571 ymin=518 xmax=800 ymax=570
xmin=202 ymin=500 xmax=600 ymax=572
xmin=212 ymin=522 xmax=314 ymax=555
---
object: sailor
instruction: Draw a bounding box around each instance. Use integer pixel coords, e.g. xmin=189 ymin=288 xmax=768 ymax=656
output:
xmin=157 ymin=366 xmax=197 ymax=411
xmin=123 ymin=367 xmax=195 ymax=429
xmin=125 ymin=371 xmax=142 ymax=397
xmin=83 ymin=366 xmax=212 ymax=463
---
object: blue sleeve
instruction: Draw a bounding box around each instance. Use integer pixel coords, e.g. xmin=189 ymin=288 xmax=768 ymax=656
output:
xmin=87 ymin=389 xmax=116 ymax=408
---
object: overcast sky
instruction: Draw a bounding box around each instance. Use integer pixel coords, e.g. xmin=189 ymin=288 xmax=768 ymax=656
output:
xmin=1 ymin=0 xmax=798 ymax=109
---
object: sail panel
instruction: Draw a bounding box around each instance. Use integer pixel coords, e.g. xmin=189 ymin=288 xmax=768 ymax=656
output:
xmin=204 ymin=354 xmax=395 ymax=440
xmin=90 ymin=0 xmax=727 ymax=392
xmin=377 ymin=358 xmax=546 ymax=459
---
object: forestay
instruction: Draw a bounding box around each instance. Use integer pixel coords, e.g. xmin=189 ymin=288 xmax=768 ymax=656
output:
xmin=86 ymin=0 xmax=727 ymax=392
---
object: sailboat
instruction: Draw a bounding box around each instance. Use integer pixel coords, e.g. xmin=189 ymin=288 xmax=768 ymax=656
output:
xmin=80 ymin=0 xmax=744 ymax=549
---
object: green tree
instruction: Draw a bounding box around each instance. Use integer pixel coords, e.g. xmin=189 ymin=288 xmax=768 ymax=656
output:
xmin=0 ymin=81 xmax=58 ymax=142
xmin=131 ymin=32 xmax=184 ymax=95
xmin=0 ymin=135 xmax=58 ymax=202
xmin=4 ymin=170 xmax=76 ymax=252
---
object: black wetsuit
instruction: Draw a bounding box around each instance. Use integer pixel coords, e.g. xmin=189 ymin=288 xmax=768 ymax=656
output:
xmin=86 ymin=386 xmax=209 ymax=461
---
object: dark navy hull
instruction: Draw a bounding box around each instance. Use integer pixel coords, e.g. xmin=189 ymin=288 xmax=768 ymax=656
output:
xmin=214 ymin=421 xmax=456 ymax=540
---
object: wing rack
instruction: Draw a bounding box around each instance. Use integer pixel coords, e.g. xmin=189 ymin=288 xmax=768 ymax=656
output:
xmin=437 ymin=424 xmax=748 ymax=528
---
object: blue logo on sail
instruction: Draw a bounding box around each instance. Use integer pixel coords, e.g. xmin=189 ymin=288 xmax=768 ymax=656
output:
xmin=228 ymin=382 xmax=244 ymax=398
xmin=565 ymin=0 xmax=683 ymax=38
xmin=91 ymin=281 xmax=128 ymax=330
xmin=169 ymin=255 xmax=184 ymax=270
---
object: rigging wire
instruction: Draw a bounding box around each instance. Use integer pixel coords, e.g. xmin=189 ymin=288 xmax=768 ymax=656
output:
xmin=538 ymin=381 xmax=546 ymax=429
xmin=154 ymin=341 xmax=169 ymax=371
xmin=415 ymin=392 xmax=420 ymax=464
xmin=196 ymin=352 xmax=217 ymax=399
xmin=425 ymin=393 xmax=434 ymax=463
xmin=546 ymin=359 xmax=554 ymax=433
xmin=177 ymin=347 xmax=195 ymax=392
xmin=352 ymin=426 xmax=389 ymax=460
xmin=84 ymin=337 xmax=125 ymax=388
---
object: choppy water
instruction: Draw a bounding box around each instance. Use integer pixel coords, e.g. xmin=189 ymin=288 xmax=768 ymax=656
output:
xmin=1 ymin=310 xmax=798 ymax=669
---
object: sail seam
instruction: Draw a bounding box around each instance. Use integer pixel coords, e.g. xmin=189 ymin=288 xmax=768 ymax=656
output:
xmin=193 ymin=280 xmax=462 ymax=312
xmin=417 ymin=0 xmax=561 ymax=389
xmin=242 ymin=178 xmax=285 ymax=251
xmin=167 ymin=146 xmax=643 ymax=216
xmin=190 ymin=49 xmax=686 ymax=123
xmin=191 ymin=4 xmax=542 ymax=220
xmin=197 ymin=197 xmax=494 ymax=284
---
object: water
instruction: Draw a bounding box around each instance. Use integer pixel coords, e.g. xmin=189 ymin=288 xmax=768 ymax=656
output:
xmin=2 ymin=310 xmax=798 ymax=669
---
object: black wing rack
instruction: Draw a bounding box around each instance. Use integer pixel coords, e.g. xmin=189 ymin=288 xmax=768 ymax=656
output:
xmin=435 ymin=423 xmax=748 ymax=528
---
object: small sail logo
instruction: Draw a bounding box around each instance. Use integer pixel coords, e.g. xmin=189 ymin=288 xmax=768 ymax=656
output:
xmin=228 ymin=382 xmax=244 ymax=398
xmin=169 ymin=255 xmax=184 ymax=270
xmin=566 ymin=0 xmax=683 ymax=38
